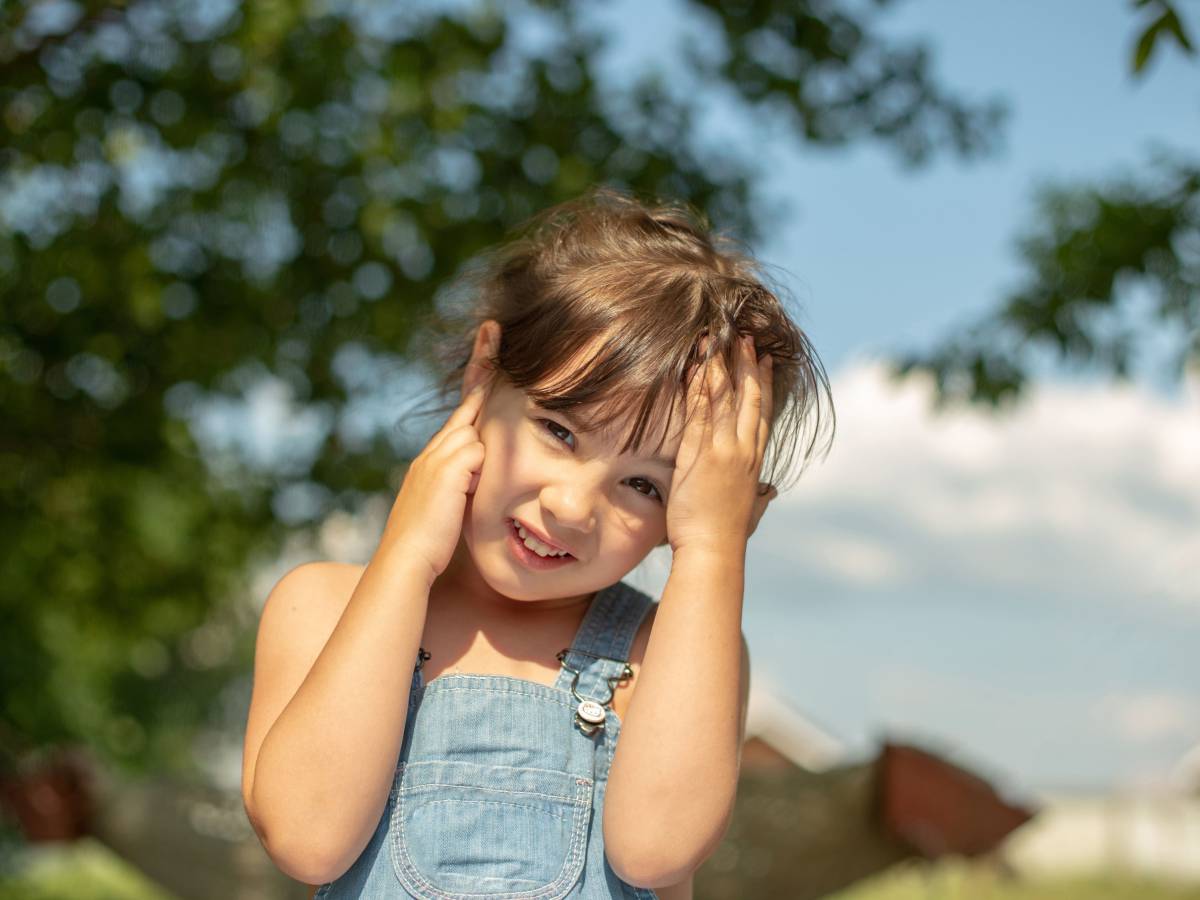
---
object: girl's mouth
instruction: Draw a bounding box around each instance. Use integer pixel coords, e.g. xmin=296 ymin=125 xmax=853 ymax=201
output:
xmin=507 ymin=518 xmax=577 ymax=570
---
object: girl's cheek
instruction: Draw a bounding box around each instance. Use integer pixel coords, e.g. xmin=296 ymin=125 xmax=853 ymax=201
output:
xmin=514 ymin=427 xmax=549 ymax=467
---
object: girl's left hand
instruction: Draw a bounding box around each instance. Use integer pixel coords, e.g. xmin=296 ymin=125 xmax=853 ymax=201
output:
xmin=665 ymin=333 xmax=778 ymax=556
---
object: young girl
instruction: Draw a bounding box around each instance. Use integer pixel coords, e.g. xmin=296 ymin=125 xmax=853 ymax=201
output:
xmin=241 ymin=186 xmax=832 ymax=900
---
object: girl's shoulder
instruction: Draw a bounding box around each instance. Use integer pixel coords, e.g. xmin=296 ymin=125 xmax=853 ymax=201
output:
xmin=265 ymin=559 xmax=365 ymax=616
xmin=290 ymin=559 xmax=368 ymax=605
xmin=254 ymin=561 xmax=366 ymax=666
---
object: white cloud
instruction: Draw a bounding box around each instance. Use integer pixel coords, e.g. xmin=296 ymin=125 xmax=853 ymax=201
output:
xmin=762 ymin=360 xmax=1200 ymax=613
xmin=1094 ymin=691 xmax=1199 ymax=744
xmin=788 ymin=529 xmax=909 ymax=587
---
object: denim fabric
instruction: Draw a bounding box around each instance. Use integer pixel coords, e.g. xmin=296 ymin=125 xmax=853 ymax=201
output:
xmin=315 ymin=580 xmax=659 ymax=899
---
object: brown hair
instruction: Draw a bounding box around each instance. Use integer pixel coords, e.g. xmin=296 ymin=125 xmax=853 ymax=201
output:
xmin=404 ymin=185 xmax=834 ymax=493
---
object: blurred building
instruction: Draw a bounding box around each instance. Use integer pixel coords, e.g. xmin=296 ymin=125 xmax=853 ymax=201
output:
xmin=697 ymin=678 xmax=1034 ymax=900
xmin=741 ymin=675 xmax=847 ymax=774
xmin=1003 ymin=742 xmax=1200 ymax=884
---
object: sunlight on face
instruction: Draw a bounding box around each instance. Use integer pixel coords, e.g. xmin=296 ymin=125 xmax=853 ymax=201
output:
xmin=460 ymin=371 xmax=687 ymax=604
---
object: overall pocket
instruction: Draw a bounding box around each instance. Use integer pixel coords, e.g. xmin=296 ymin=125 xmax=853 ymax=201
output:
xmin=390 ymin=759 xmax=593 ymax=900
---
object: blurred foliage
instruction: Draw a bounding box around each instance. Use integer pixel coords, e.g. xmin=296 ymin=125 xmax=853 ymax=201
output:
xmin=0 ymin=0 xmax=1004 ymax=795
xmin=0 ymin=839 xmax=173 ymax=900
xmin=892 ymin=4 xmax=1199 ymax=407
xmin=1131 ymin=0 xmax=1195 ymax=75
xmin=893 ymin=152 xmax=1200 ymax=407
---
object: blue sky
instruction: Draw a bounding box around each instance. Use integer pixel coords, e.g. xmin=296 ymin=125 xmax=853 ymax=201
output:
xmin=768 ymin=0 xmax=1198 ymax=381
xmin=585 ymin=0 xmax=1199 ymax=380
xmin=590 ymin=0 xmax=1200 ymax=792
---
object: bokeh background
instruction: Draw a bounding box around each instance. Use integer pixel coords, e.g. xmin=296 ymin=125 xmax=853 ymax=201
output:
xmin=2 ymin=1 xmax=1197 ymax=898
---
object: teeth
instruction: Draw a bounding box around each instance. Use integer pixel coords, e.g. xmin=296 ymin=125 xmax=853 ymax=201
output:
xmin=516 ymin=523 xmax=569 ymax=558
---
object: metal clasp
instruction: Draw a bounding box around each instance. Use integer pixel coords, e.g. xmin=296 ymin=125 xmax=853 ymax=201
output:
xmin=556 ymin=648 xmax=634 ymax=736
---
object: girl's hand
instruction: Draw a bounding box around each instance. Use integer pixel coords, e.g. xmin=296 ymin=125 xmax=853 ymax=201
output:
xmin=666 ymin=333 xmax=777 ymax=556
xmin=379 ymin=382 xmax=488 ymax=585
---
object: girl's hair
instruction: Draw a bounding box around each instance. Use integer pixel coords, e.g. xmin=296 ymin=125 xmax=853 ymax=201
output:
xmin=404 ymin=185 xmax=834 ymax=492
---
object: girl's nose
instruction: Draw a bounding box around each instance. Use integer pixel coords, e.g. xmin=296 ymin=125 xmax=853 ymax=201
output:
xmin=539 ymin=481 xmax=598 ymax=534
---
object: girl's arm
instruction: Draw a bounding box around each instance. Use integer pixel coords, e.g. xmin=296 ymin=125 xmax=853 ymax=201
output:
xmin=242 ymin=549 xmax=433 ymax=885
xmin=243 ymin=380 xmax=487 ymax=885
xmin=604 ymin=335 xmax=767 ymax=887
xmin=657 ymin=872 xmax=696 ymax=900
xmin=603 ymin=551 xmax=750 ymax=887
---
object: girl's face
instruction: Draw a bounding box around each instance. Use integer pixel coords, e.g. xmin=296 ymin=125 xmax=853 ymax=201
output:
xmin=461 ymin=371 xmax=685 ymax=605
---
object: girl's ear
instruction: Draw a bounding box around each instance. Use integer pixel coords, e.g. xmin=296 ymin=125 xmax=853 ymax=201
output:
xmin=462 ymin=320 xmax=501 ymax=397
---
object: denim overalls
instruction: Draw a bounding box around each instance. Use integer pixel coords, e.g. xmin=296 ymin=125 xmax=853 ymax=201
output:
xmin=315 ymin=579 xmax=660 ymax=900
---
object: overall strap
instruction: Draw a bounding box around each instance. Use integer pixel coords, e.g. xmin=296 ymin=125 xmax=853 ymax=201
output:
xmin=553 ymin=580 xmax=656 ymax=705
xmin=410 ymin=646 xmax=430 ymax=693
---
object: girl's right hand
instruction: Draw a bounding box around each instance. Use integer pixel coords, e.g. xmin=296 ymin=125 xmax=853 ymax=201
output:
xmin=379 ymin=383 xmax=488 ymax=584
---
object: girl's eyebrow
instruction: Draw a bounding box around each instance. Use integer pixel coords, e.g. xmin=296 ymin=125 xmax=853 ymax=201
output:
xmin=533 ymin=402 xmax=675 ymax=469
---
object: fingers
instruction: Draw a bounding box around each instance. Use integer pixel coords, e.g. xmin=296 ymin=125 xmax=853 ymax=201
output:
xmin=706 ymin=339 xmax=736 ymax=437
xmin=428 ymin=383 xmax=487 ymax=453
xmin=694 ymin=332 xmax=772 ymax=454
xmin=734 ymin=334 xmax=762 ymax=448
xmin=679 ymin=331 xmax=773 ymax=476
xmin=756 ymin=350 xmax=773 ymax=457
xmin=676 ymin=345 xmax=711 ymax=470
xmin=728 ymin=333 xmax=773 ymax=469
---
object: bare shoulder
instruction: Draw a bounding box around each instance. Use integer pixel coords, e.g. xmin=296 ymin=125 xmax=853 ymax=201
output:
xmin=254 ymin=561 xmax=366 ymax=658
xmin=242 ymin=561 xmax=366 ymax=806
xmin=252 ymin=560 xmax=369 ymax=693
xmin=248 ymin=557 xmax=365 ymax=679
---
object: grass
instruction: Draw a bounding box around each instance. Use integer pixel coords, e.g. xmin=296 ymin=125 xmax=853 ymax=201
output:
xmin=0 ymin=839 xmax=175 ymax=900
xmin=3 ymin=840 xmax=1199 ymax=900
xmin=829 ymin=859 xmax=1200 ymax=900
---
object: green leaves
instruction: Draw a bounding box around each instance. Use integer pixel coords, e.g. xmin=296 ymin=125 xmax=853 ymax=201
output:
xmin=1130 ymin=0 xmax=1195 ymax=76
xmin=892 ymin=5 xmax=1200 ymax=409
xmin=891 ymin=153 xmax=1200 ymax=408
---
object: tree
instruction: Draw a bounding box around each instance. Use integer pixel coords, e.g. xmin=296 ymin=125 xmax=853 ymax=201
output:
xmin=0 ymin=0 xmax=1004 ymax=823
xmin=891 ymin=1 xmax=1198 ymax=407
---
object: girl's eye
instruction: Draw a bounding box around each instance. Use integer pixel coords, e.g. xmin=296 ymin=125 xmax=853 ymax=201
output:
xmin=539 ymin=418 xmax=575 ymax=449
xmin=627 ymin=477 xmax=663 ymax=504
xmin=537 ymin=418 xmax=663 ymax=504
